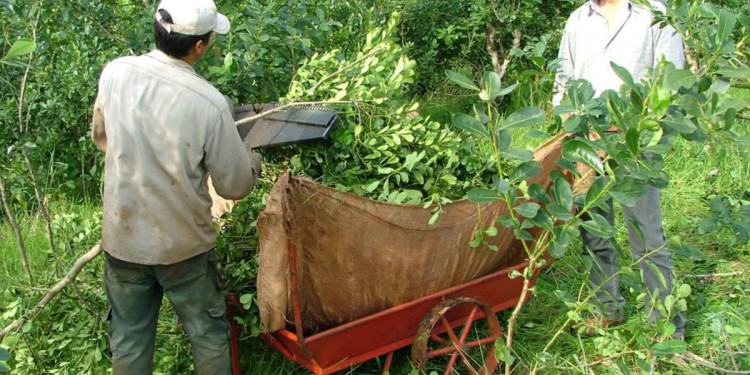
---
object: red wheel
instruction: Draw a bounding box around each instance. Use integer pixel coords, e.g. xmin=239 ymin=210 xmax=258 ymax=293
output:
xmin=412 ymin=297 xmax=503 ymax=375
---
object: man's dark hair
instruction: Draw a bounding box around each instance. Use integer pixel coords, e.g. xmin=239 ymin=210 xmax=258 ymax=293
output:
xmin=154 ymin=9 xmax=212 ymax=58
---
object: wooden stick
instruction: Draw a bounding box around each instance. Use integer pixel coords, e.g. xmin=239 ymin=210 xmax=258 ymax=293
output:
xmin=0 ymin=244 xmax=102 ymax=340
xmin=677 ymin=353 xmax=750 ymax=374
xmin=683 ymin=271 xmax=746 ymax=279
xmin=234 ymin=100 xmax=354 ymax=127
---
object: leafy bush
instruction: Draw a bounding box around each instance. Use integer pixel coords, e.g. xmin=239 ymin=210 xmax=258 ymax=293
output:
xmin=205 ymin=0 xmax=344 ymax=103
xmin=396 ymin=0 xmax=579 ymax=94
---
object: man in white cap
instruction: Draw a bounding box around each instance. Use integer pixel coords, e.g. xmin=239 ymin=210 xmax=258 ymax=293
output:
xmin=91 ymin=0 xmax=260 ymax=373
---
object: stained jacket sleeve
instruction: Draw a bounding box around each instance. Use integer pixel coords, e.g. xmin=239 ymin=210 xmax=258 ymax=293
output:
xmin=203 ymin=108 xmax=260 ymax=200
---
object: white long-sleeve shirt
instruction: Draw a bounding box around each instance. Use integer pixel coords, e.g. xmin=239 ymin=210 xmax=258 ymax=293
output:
xmin=93 ymin=50 xmax=259 ymax=265
xmin=553 ymin=0 xmax=685 ymax=106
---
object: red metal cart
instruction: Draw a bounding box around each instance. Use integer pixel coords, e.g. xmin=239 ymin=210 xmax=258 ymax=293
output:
xmin=260 ymin=260 xmax=538 ymax=374
xmin=227 ymin=259 xmax=538 ymax=375
xmin=226 ymin=136 xmax=565 ymax=375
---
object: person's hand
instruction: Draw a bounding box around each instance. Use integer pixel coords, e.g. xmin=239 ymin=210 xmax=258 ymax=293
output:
xmin=249 ymin=152 xmax=262 ymax=175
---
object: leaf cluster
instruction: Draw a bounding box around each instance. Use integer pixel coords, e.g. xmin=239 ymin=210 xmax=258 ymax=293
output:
xmin=261 ymin=16 xmax=497 ymax=204
xmin=204 ymin=0 xmax=343 ymax=103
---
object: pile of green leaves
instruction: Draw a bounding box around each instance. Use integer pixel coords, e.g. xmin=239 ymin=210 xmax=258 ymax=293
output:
xmin=263 ymin=14 xmax=499 ymax=205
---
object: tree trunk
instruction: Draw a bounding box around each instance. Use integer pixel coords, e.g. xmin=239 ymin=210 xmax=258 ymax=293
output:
xmin=0 ymin=172 xmax=32 ymax=281
xmin=486 ymin=25 xmax=522 ymax=82
xmin=22 ymin=149 xmax=54 ymax=251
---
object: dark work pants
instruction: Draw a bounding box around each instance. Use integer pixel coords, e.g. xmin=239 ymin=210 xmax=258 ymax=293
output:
xmin=580 ymin=184 xmax=686 ymax=333
xmin=104 ymin=250 xmax=231 ymax=375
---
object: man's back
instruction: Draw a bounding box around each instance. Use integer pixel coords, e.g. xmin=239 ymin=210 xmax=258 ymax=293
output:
xmin=96 ymin=50 xmax=254 ymax=265
xmin=94 ymin=3 xmax=252 ymax=373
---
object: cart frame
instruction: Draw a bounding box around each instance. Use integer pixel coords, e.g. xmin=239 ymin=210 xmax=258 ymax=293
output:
xmin=251 ymin=259 xmax=538 ymax=374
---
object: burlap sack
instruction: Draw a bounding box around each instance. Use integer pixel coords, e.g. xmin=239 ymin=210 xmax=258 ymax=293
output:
xmin=257 ymin=136 xmax=564 ymax=333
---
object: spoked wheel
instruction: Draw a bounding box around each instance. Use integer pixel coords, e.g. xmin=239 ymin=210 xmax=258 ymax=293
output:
xmin=412 ymin=297 xmax=503 ymax=375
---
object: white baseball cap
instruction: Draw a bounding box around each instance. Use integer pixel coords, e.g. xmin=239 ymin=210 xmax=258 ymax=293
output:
xmin=155 ymin=0 xmax=230 ymax=36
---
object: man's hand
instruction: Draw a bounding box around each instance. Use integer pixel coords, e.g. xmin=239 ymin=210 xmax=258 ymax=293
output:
xmin=247 ymin=151 xmax=262 ymax=190
xmin=249 ymin=152 xmax=262 ymax=176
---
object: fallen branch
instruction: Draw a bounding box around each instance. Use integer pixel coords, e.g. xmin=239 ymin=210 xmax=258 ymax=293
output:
xmin=683 ymin=271 xmax=746 ymax=279
xmin=677 ymin=352 xmax=750 ymax=374
xmin=0 ymin=244 xmax=102 ymax=340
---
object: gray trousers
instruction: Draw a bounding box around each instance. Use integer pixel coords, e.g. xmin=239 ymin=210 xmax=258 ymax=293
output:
xmin=104 ymin=249 xmax=231 ymax=375
xmin=580 ymin=184 xmax=685 ymax=332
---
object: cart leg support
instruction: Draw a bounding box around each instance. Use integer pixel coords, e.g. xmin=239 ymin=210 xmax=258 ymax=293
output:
xmin=226 ymin=294 xmax=242 ymax=375
xmin=382 ymin=351 xmax=394 ymax=375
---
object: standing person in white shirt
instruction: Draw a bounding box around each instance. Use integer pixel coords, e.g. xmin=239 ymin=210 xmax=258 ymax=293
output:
xmin=553 ymin=0 xmax=686 ymax=338
xmin=92 ymin=0 xmax=261 ymax=373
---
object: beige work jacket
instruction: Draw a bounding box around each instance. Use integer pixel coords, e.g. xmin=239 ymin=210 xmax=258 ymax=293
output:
xmin=93 ymin=50 xmax=259 ymax=265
